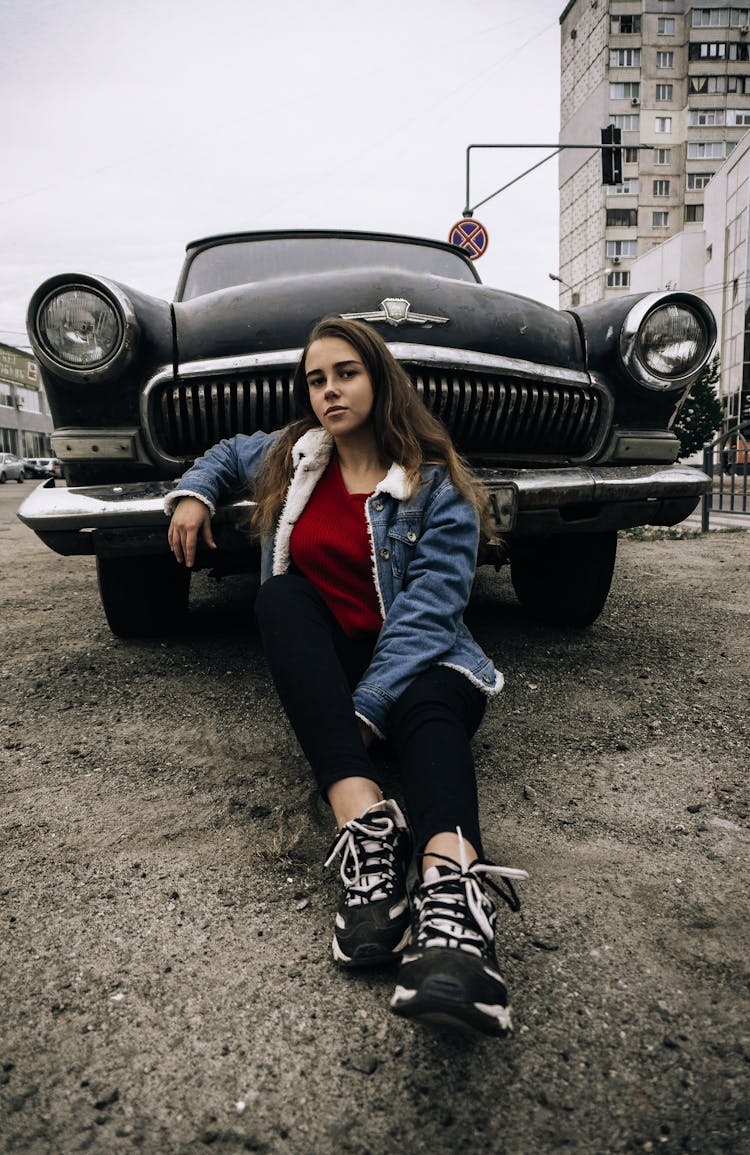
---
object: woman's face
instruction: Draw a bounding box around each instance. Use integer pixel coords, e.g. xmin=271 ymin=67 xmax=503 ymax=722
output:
xmin=305 ymin=336 xmax=376 ymax=439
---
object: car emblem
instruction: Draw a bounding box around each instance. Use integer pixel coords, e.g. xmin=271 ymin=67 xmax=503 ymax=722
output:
xmin=340 ymin=298 xmax=449 ymax=327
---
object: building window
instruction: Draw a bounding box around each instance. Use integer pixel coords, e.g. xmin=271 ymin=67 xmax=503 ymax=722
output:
xmin=610 ymin=48 xmax=641 ymax=67
xmin=654 ymin=147 xmax=672 ymax=164
xmin=0 ymin=385 xmax=13 ymax=408
xmin=606 ymin=208 xmax=638 ymax=226
xmin=727 ymin=108 xmax=750 ymax=125
xmin=685 ymin=204 xmax=705 ymax=222
xmin=689 ymin=42 xmax=728 ymax=58
xmin=610 ymin=82 xmax=641 ymax=99
xmin=655 ymin=83 xmax=674 ymax=101
xmin=730 ymin=8 xmax=750 ymax=25
xmin=606 ymin=240 xmax=638 ymax=258
xmin=656 ymin=50 xmax=674 ymax=68
xmin=654 ymin=117 xmax=672 ymax=133
xmin=609 ymin=114 xmax=640 ymax=130
xmin=728 ymin=74 xmax=750 ymax=93
xmin=728 ymin=41 xmax=750 ymax=59
xmin=687 ymin=141 xmax=726 ymax=158
xmin=14 ymin=386 xmax=41 ymax=414
xmin=687 ymin=172 xmax=712 ymax=190
xmin=690 ymin=75 xmax=727 ymax=93
xmin=623 ymin=147 xmax=639 ymax=163
xmin=692 ymin=8 xmax=730 ymax=25
xmin=657 ymin=17 xmax=676 ymax=34
xmin=689 ymin=108 xmax=726 ymax=125
xmin=652 ymin=211 xmax=670 ymax=227
xmin=611 ymin=14 xmax=641 ymax=34
xmin=653 ymin=179 xmax=671 ymax=196
xmin=607 ymin=271 xmax=631 ymax=288
xmin=608 ymin=180 xmax=638 ymax=195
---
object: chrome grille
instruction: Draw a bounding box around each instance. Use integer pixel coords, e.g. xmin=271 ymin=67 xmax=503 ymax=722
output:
xmin=153 ymin=375 xmax=296 ymax=458
xmin=409 ymin=371 xmax=602 ymax=458
xmin=150 ymin=367 xmax=605 ymax=461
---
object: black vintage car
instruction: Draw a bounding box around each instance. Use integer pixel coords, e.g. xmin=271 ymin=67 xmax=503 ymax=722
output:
xmin=18 ymin=229 xmax=716 ymax=637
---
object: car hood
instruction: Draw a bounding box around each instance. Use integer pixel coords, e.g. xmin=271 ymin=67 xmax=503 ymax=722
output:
xmin=172 ymin=268 xmax=584 ymax=371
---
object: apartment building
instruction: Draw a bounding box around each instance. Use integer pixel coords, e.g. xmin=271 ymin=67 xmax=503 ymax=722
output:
xmin=559 ymin=0 xmax=750 ymax=306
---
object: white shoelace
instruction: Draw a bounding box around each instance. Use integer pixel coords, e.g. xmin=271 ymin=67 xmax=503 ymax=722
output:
xmin=416 ymin=828 xmax=528 ymax=956
xmin=325 ymin=800 xmax=407 ymax=907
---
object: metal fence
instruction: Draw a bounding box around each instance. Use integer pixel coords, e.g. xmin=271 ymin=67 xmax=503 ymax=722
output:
xmin=701 ymin=421 xmax=749 ymax=532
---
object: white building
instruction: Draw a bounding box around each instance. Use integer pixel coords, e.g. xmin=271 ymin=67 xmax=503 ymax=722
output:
xmin=559 ymin=0 xmax=750 ymax=309
xmin=630 ymin=127 xmax=750 ymax=425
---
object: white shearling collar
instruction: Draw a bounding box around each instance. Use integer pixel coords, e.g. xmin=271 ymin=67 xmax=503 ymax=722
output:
xmin=374 ymin=461 xmax=411 ymax=501
xmin=290 ymin=427 xmax=412 ymax=500
xmin=291 ymin=427 xmax=334 ymax=470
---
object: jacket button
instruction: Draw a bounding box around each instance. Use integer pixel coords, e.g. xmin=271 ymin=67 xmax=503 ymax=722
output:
xmin=380 ymin=547 xmax=390 ymax=560
xmin=482 ymin=674 xmax=493 ymax=684
xmin=407 ymin=530 xmax=417 ymax=542
xmin=372 ymin=500 xmax=384 ymax=511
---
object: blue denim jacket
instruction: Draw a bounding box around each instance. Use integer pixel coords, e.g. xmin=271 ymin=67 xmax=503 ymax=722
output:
xmin=165 ymin=427 xmax=503 ymax=737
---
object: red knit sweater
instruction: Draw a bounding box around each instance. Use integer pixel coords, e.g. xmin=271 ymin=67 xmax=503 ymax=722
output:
xmin=289 ymin=455 xmax=382 ymax=638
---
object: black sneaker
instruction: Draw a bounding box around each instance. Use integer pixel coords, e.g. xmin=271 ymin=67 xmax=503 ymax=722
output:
xmin=390 ymin=832 xmax=528 ymax=1035
xmin=324 ymin=799 xmax=413 ymax=968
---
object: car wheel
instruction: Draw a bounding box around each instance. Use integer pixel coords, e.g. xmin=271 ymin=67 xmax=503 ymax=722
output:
xmin=96 ymin=554 xmax=191 ymax=638
xmin=509 ymin=531 xmax=618 ymax=628
xmin=0 ymin=472 xmax=5 ymax=483
xmin=17 ymin=470 xmax=25 ymax=482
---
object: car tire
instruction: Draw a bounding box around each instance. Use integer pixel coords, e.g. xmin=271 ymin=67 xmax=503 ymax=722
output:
xmin=96 ymin=554 xmax=191 ymax=638
xmin=17 ymin=470 xmax=25 ymax=482
xmin=509 ymin=531 xmax=618 ymax=628
xmin=0 ymin=472 xmax=5 ymax=484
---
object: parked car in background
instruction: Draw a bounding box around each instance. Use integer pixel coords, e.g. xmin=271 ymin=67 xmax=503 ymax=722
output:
xmin=17 ymin=229 xmax=716 ymax=637
xmin=23 ymin=457 xmax=63 ymax=479
xmin=0 ymin=452 xmax=26 ymax=483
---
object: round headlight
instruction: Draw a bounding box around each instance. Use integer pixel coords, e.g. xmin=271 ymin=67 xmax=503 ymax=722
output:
xmin=637 ymin=305 xmax=706 ymax=380
xmin=37 ymin=288 xmax=122 ymax=368
xmin=620 ymin=295 xmax=715 ymax=391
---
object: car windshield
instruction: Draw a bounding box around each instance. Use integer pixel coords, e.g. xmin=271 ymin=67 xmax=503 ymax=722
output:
xmin=179 ymin=236 xmax=477 ymax=300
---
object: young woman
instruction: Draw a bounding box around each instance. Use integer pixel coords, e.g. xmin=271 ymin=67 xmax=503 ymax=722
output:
xmin=166 ymin=317 xmax=528 ymax=1036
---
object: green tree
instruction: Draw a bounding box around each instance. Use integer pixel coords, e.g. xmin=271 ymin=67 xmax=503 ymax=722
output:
xmin=674 ymin=353 xmax=722 ymax=459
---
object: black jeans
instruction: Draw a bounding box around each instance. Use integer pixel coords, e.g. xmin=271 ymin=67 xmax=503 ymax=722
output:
xmin=254 ymin=573 xmax=486 ymax=856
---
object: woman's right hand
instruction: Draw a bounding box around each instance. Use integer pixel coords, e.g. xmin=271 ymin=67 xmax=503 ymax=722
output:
xmin=168 ymin=497 xmax=217 ymax=568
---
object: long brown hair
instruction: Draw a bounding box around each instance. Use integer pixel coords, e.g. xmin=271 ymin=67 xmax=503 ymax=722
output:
xmin=251 ymin=316 xmax=492 ymax=537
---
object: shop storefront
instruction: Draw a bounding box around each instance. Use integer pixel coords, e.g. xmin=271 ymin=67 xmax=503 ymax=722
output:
xmin=0 ymin=342 xmax=52 ymax=456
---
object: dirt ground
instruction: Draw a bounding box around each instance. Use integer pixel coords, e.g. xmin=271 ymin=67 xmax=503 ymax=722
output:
xmin=1 ymin=480 xmax=749 ymax=1155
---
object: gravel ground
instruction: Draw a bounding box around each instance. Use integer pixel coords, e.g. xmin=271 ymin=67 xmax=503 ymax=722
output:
xmin=1 ymin=480 xmax=749 ymax=1155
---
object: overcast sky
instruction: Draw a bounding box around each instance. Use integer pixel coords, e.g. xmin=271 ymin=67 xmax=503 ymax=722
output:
xmin=0 ymin=0 xmax=564 ymax=351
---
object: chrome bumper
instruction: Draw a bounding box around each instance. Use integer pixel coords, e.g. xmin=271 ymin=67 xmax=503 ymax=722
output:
xmin=481 ymin=463 xmax=709 ymax=531
xmin=17 ymin=478 xmax=252 ymax=531
xmin=17 ymin=464 xmax=710 ymax=555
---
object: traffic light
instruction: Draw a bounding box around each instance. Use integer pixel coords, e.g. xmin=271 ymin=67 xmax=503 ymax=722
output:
xmin=601 ymin=125 xmax=623 ymax=185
